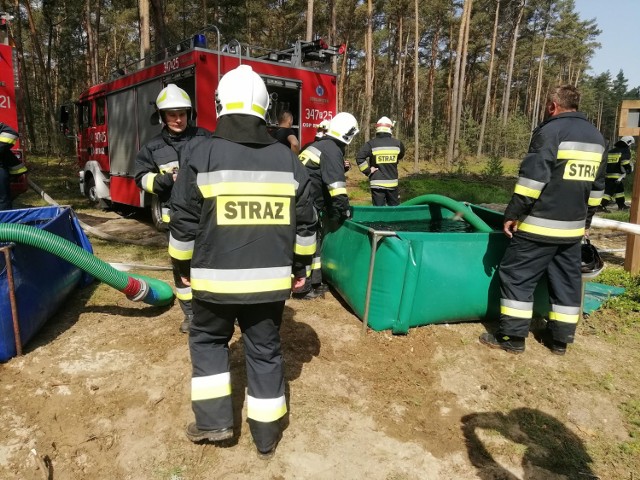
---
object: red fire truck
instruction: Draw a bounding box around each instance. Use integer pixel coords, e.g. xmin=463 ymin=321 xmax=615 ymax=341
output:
xmin=0 ymin=12 xmax=27 ymax=199
xmin=63 ymin=28 xmax=341 ymax=226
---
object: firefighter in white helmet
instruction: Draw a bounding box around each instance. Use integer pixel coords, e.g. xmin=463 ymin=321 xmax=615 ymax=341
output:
xmin=134 ymin=84 xmax=211 ymax=333
xmin=601 ymin=135 xmax=635 ymax=212
xmin=355 ymin=116 xmax=405 ymax=206
xmin=169 ymin=65 xmax=316 ymax=458
xmin=296 ymin=111 xmax=359 ymax=299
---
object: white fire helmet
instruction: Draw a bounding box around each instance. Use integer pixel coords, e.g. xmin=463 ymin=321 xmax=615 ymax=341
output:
xmin=156 ymin=84 xmax=192 ymax=111
xmin=327 ymin=112 xmax=359 ymax=145
xmin=316 ymin=119 xmax=330 ymax=138
xmin=621 ymin=135 xmax=636 ymax=147
xmin=375 ymin=116 xmax=395 ymax=134
xmin=215 ymin=65 xmax=270 ymax=120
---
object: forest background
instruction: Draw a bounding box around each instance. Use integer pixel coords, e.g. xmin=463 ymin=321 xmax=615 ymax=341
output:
xmin=4 ymin=0 xmax=639 ymax=167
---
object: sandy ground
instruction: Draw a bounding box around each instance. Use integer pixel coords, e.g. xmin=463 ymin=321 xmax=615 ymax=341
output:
xmin=0 ymin=211 xmax=638 ymax=479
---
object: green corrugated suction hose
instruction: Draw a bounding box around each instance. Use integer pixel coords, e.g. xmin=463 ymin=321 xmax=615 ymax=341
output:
xmin=401 ymin=194 xmax=494 ymax=233
xmin=0 ymin=223 xmax=174 ymax=306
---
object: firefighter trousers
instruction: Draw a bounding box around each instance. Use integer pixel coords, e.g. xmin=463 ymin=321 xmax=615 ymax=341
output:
xmin=371 ymin=187 xmax=400 ymax=206
xmin=603 ymin=178 xmax=626 ymax=208
xmin=0 ymin=167 xmax=11 ymax=210
xmin=498 ymin=236 xmax=582 ymax=344
xmin=189 ymin=298 xmax=286 ymax=451
xmin=308 ymin=211 xmax=324 ymax=286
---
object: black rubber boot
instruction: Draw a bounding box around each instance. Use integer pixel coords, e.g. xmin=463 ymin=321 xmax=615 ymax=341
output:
xmin=185 ymin=423 xmax=233 ymax=443
xmin=479 ymin=332 xmax=525 ymax=354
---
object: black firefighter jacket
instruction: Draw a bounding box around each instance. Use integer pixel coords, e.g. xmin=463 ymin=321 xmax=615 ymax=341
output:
xmin=504 ymin=111 xmax=607 ymax=244
xmin=299 ymin=137 xmax=350 ymax=223
xmin=606 ymin=141 xmax=633 ymax=180
xmin=355 ymin=133 xmax=405 ymax=189
xmin=134 ymin=126 xmax=210 ymax=207
xmin=168 ymin=116 xmax=317 ymax=305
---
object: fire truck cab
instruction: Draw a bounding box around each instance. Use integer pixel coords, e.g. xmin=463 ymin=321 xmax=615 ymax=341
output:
xmin=65 ymin=28 xmax=341 ymax=227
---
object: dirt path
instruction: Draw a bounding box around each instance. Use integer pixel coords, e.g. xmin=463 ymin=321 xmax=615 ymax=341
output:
xmin=0 ymin=214 xmax=638 ymax=479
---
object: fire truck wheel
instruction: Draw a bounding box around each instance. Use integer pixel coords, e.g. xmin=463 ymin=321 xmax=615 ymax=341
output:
xmin=151 ymin=195 xmax=168 ymax=232
xmin=84 ymin=174 xmax=108 ymax=209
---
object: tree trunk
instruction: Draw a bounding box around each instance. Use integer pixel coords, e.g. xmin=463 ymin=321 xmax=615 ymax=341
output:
xmin=531 ymin=25 xmax=548 ymax=131
xmin=477 ymin=0 xmax=499 ymax=157
xmin=139 ymin=0 xmax=151 ymax=66
xmin=501 ymin=0 xmax=526 ymax=126
xmin=453 ymin=0 xmax=472 ymax=161
xmin=150 ymin=0 xmax=168 ymax=52
xmin=84 ymin=0 xmax=99 ymax=84
xmin=446 ymin=0 xmax=471 ymax=168
xmin=306 ymin=0 xmax=314 ymax=41
xmin=363 ymin=0 xmax=374 ymax=141
xmin=338 ymin=38 xmax=349 ymax=111
xmin=413 ymin=0 xmax=419 ymax=170
xmin=24 ymin=0 xmax=57 ymax=152
xmin=391 ymin=14 xmax=402 ymax=119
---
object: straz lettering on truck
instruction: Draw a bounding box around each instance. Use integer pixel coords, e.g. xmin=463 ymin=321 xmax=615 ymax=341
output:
xmin=217 ymin=196 xmax=291 ymax=225
xmin=563 ymin=160 xmax=599 ymax=181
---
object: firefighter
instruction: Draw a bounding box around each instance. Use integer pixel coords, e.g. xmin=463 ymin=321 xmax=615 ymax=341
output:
xmin=601 ymin=135 xmax=635 ymax=212
xmin=296 ymin=111 xmax=359 ymax=299
xmin=0 ymin=123 xmax=26 ymax=211
xmin=271 ymin=110 xmax=300 ymax=154
xmin=168 ymin=65 xmax=316 ymax=458
xmin=355 ymin=116 xmax=405 ymax=206
xmin=134 ymin=84 xmax=211 ymax=333
xmin=301 ymin=119 xmax=330 ymax=152
xmin=479 ymin=85 xmax=607 ymax=356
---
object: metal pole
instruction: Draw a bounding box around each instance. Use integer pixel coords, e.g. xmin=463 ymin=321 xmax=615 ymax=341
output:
xmin=1 ymin=244 xmax=21 ymax=356
xmin=362 ymin=230 xmax=396 ymax=335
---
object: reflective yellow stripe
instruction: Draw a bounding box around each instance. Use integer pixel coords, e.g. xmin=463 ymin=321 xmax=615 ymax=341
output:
xmin=191 ymin=373 xmax=231 ymax=401
xmin=9 ymin=166 xmax=27 ymax=175
xmin=247 ymin=395 xmax=287 ymax=422
xmin=143 ymin=173 xmax=157 ymax=193
xmin=191 ymin=277 xmax=291 ymax=294
xmin=330 ymin=187 xmax=347 ymax=196
xmin=176 ymin=289 xmax=192 ymax=301
xmin=294 ymin=243 xmax=316 ymax=255
xmin=168 ymin=244 xmax=193 ymax=261
xmin=500 ymin=305 xmax=532 ymax=319
xmin=514 ymin=184 xmax=541 ymax=199
xmin=548 ymin=311 xmax=579 ymax=324
xmin=199 ymin=182 xmax=295 ymax=198
xmin=588 ymin=197 xmax=602 ymax=206
xmin=517 ymin=221 xmax=584 ymax=238
xmin=225 ymin=101 xmax=243 ymax=111
xmin=358 ymin=162 xmax=369 ymax=171
xmin=557 ymin=150 xmax=603 ymax=162
xmin=0 ymin=137 xmax=16 ymax=145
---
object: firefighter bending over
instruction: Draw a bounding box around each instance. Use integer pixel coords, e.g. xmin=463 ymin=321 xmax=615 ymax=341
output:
xmin=0 ymin=122 xmax=26 ymax=211
xmin=479 ymin=85 xmax=607 ymax=356
xmin=600 ymin=135 xmax=635 ymax=212
xmin=168 ymin=65 xmax=317 ymax=458
xmin=296 ymin=112 xmax=359 ymax=299
xmin=355 ymin=116 xmax=405 ymax=206
xmin=134 ymin=84 xmax=211 ymax=333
